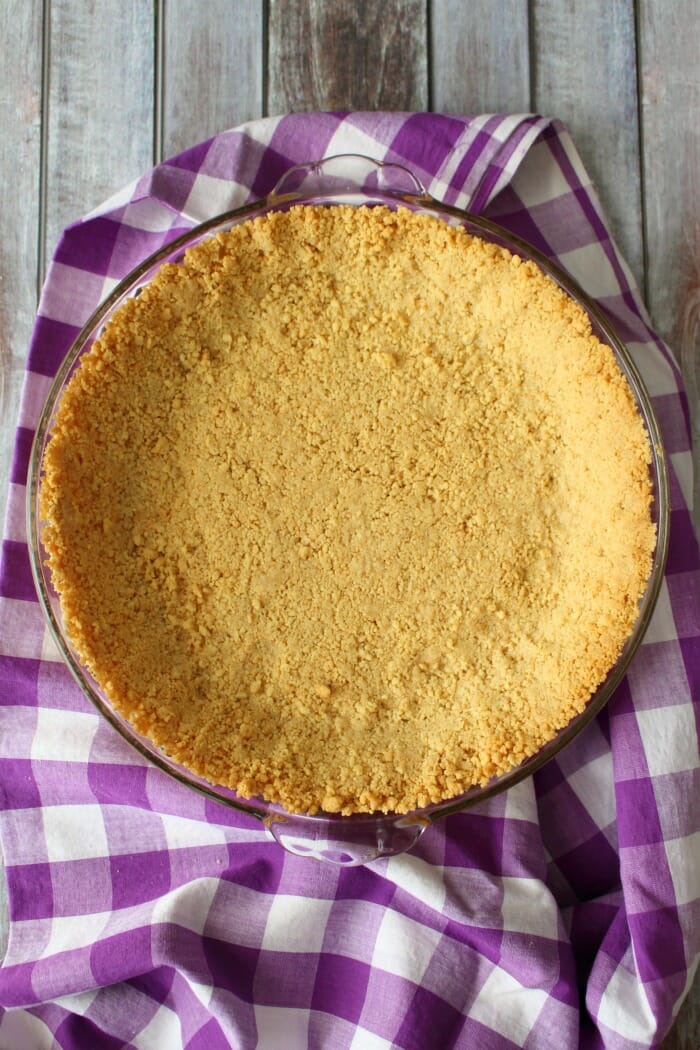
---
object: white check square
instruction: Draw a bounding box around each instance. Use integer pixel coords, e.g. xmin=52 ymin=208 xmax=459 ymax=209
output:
xmin=262 ymin=894 xmax=332 ymax=953
xmin=40 ymin=262 xmax=107 ymax=326
xmin=43 ymin=911 xmax=111 ymax=956
xmin=665 ymin=832 xmax=700 ymax=907
xmin=151 ymin=877 xmax=219 ymax=935
xmin=643 ymin=579 xmax=679 ymax=646
xmin=500 ymin=876 xmax=559 ymax=941
xmin=254 ymin=1005 xmax=310 ymax=1048
xmin=20 ymin=373 xmax=53 ymax=430
xmin=131 ymin=1005 xmax=182 ymax=1050
xmin=504 ymin=779 xmax=539 ymax=822
xmin=53 ymin=990 xmax=100 ymax=1016
xmin=630 ymin=344 xmax=679 ymax=397
xmin=42 ymin=803 xmax=109 ymax=862
xmin=4 ymin=484 xmax=26 ymax=543
xmin=159 ymin=812 xmax=229 ymax=852
xmin=0 ymin=598 xmax=46 ymax=660
xmin=0 ymin=1009 xmax=55 ymax=1050
xmin=567 ymin=752 xmax=615 ymax=831
xmin=371 ymin=909 xmax=442 ymax=986
xmin=468 ymin=962 xmax=548 ymax=1042
xmin=349 ymin=1026 xmax=395 ymax=1049
xmin=183 ymin=172 xmax=244 ymax=224
xmin=558 ymin=243 xmax=618 ymax=299
xmin=31 ymin=707 xmax=98 ymax=763
xmin=40 ymin=627 xmax=64 ymax=663
xmin=636 ymin=704 xmax=700 ymax=776
xmin=597 ymin=960 xmax=656 ymax=1044
xmin=670 ymin=450 xmax=693 ymax=516
xmin=511 ymin=137 xmax=572 ymax=208
xmin=384 ymin=852 xmax=446 ymax=914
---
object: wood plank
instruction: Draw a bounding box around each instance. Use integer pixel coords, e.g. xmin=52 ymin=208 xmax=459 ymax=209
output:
xmin=160 ymin=0 xmax=264 ymax=160
xmin=638 ymin=0 xmax=700 ymax=361
xmin=531 ymin=0 xmax=644 ymax=291
xmin=267 ymin=0 xmax=428 ymax=113
xmin=0 ymin=0 xmax=43 ymax=960
xmin=639 ymin=5 xmax=700 ymax=1037
xmin=638 ymin=0 xmax=700 ymax=529
xmin=430 ymin=0 xmax=530 ymax=114
xmin=0 ymin=0 xmax=42 ymax=504
xmin=44 ymin=0 xmax=155 ymax=268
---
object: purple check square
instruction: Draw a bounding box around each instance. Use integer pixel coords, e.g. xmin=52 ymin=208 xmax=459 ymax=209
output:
xmin=89 ymin=925 xmax=153 ymax=986
xmin=654 ymin=768 xmax=700 ymax=839
xmin=359 ymin=968 xmax=422 ymax=1040
xmin=51 ymin=857 xmax=113 ymax=916
xmin=108 ymin=220 xmax=179 ymax=280
xmin=264 ymin=112 xmax=345 ymax=177
xmin=253 ymin=948 xmax=319 ymax=1007
xmin=311 ymin=953 xmax=370 ymax=1025
xmin=34 ymin=760 xmax=91 ymax=806
xmin=334 ymin=864 xmax=395 ymax=906
xmin=390 ymin=113 xmax=466 ymax=176
xmin=488 ymin=194 xmax=557 ymax=258
xmin=221 ymin=840 xmax=285 ymax=893
xmin=628 ymin=907 xmax=686 ymax=982
xmin=0 ymin=655 xmax=41 ymax=707
xmin=443 ymin=813 xmax=505 ymax=873
xmin=653 ymin=393 xmax=694 ymax=455
xmin=0 ymin=758 xmax=42 ymax=809
xmin=556 ymin=832 xmax=619 ymax=901
xmin=54 ymin=216 xmax=122 ymax=276
xmin=202 ymin=937 xmax=259 ymax=1003
xmin=10 ymin=427 xmax=34 ymax=486
xmin=7 ymin=861 xmax=54 ymax=920
xmin=443 ymin=919 xmax=503 ymax=967
xmin=616 ymin=777 xmax=664 ymax=846
xmin=667 ymin=510 xmax=700 ymax=574
xmin=458 ymin=1017 xmax=522 ymax=1049
xmin=186 ymin=1017 xmax=232 ymax=1050
xmin=395 ymin=985 xmax=466 ymax=1050
xmin=1 ymin=542 xmax=38 ymax=603
xmin=88 ymin=762 xmax=151 ymax=809
xmin=55 ymin=1013 xmax=129 ymax=1050
xmin=128 ymin=964 xmax=176 ymax=1004
xmin=165 ymin=136 xmax=214 ymax=172
xmin=667 ymin=571 xmax=700 ymax=638
xmin=110 ymin=850 xmax=172 ymax=909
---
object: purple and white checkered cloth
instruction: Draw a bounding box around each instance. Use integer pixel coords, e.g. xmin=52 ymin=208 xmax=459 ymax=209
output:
xmin=0 ymin=113 xmax=698 ymax=1050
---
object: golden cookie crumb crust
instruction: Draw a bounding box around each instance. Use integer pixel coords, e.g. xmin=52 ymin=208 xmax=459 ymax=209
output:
xmin=40 ymin=205 xmax=655 ymax=815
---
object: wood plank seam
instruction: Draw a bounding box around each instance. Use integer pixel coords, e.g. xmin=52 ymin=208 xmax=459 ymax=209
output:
xmin=37 ymin=0 xmax=51 ymax=294
xmin=633 ymin=0 xmax=650 ymax=310
xmin=154 ymin=0 xmax=165 ymax=165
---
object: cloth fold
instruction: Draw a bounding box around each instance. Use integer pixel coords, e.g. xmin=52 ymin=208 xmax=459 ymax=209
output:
xmin=0 ymin=112 xmax=698 ymax=1050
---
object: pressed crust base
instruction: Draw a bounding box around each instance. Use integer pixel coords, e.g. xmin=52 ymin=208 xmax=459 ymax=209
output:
xmin=40 ymin=205 xmax=655 ymax=814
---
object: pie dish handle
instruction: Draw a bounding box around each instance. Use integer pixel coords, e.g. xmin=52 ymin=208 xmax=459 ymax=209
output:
xmin=263 ymin=811 xmax=429 ymax=866
xmin=267 ymin=153 xmax=429 ymax=204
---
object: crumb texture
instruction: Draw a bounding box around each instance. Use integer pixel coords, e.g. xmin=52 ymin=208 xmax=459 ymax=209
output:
xmin=40 ymin=205 xmax=655 ymax=814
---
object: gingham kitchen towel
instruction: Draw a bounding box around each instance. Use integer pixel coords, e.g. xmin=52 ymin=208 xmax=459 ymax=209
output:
xmin=0 ymin=113 xmax=698 ymax=1050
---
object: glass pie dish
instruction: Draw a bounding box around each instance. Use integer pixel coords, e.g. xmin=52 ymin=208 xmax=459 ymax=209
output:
xmin=28 ymin=154 xmax=669 ymax=865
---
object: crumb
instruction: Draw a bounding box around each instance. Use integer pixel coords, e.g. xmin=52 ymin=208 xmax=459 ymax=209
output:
xmin=39 ymin=204 xmax=655 ymax=815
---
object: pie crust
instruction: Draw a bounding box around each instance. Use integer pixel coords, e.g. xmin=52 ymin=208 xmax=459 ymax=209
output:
xmin=40 ymin=205 xmax=655 ymax=814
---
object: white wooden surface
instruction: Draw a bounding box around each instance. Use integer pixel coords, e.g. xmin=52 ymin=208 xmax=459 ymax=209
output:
xmin=640 ymin=1 xmax=700 ymax=381
xmin=0 ymin=2 xmax=698 ymax=1044
xmin=430 ymin=2 xmax=530 ymax=120
xmin=161 ymin=0 xmax=264 ymax=158
xmin=532 ymin=0 xmax=645 ymax=290
xmin=45 ymin=0 xmax=155 ymax=274
xmin=0 ymin=0 xmax=42 ymax=516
